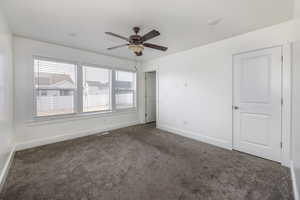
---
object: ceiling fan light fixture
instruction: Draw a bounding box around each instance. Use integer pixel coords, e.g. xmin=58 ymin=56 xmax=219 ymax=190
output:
xmin=105 ymin=27 xmax=168 ymax=56
xmin=128 ymin=44 xmax=144 ymax=53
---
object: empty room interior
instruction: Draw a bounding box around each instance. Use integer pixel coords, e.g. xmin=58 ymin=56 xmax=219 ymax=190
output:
xmin=1 ymin=0 xmax=300 ymax=199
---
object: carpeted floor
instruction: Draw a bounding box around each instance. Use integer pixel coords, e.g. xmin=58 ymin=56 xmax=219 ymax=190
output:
xmin=0 ymin=123 xmax=294 ymax=200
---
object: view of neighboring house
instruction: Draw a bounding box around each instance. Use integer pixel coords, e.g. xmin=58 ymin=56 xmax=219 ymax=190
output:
xmin=36 ymin=72 xmax=75 ymax=96
xmin=35 ymin=72 xmax=76 ymax=116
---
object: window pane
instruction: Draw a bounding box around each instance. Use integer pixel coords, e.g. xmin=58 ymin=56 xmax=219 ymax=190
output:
xmin=34 ymin=59 xmax=76 ymax=89
xmin=115 ymin=71 xmax=136 ymax=109
xmin=116 ymin=70 xmax=134 ymax=82
xmin=82 ymin=66 xmax=111 ymax=112
xmin=116 ymin=90 xmax=135 ymax=109
xmin=37 ymin=89 xmax=74 ymax=116
xmin=34 ymin=59 xmax=76 ymax=116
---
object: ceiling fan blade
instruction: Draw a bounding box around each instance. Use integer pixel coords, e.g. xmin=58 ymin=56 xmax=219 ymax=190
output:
xmin=135 ymin=52 xmax=143 ymax=56
xmin=107 ymin=44 xmax=129 ymax=50
xmin=105 ymin=32 xmax=129 ymax=42
xmin=141 ymin=30 xmax=160 ymax=42
xmin=143 ymin=43 xmax=168 ymax=51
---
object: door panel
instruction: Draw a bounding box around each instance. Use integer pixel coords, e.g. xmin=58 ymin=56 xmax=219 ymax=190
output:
xmin=240 ymin=113 xmax=270 ymax=146
xmin=240 ymin=55 xmax=270 ymax=103
xmin=233 ymin=47 xmax=282 ymax=162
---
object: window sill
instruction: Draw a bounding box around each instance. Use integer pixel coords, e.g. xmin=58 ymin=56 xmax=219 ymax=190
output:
xmin=26 ymin=109 xmax=138 ymax=126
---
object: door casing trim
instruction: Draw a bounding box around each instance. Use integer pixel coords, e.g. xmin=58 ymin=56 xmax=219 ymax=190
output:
xmin=141 ymin=66 xmax=159 ymax=127
xmin=144 ymin=71 xmax=157 ymax=123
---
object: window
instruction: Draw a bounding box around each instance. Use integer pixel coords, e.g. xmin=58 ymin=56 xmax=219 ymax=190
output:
xmin=34 ymin=59 xmax=77 ymax=117
xmin=82 ymin=66 xmax=111 ymax=112
xmin=34 ymin=57 xmax=136 ymax=118
xmin=114 ymin=70 xmax=136 ymax=109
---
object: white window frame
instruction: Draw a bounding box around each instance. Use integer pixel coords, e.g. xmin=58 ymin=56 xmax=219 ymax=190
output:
xmin=113 ymin=70 xmax=137 ymax=111
xmin=33 ymin=56 xmax=79 ymax=119
xmin=81 ymin=64 xmax=113 ymax=114
xmin=32 ymin=56 xmax=137 ymax=120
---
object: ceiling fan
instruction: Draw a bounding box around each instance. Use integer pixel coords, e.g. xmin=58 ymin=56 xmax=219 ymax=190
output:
xmin=105 ymin=27 xmax=168 ymax=56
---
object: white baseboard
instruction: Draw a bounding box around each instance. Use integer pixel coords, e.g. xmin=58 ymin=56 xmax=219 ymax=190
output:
xmin=0 ymin=147 xmax=15 ymax=192
xmin=291 ymin=161 xmax=299 ymax=200
xmin=158 ymin=125 xmax=232 ymax=150
xmin=15 ymin=121 xmax=140 ymax=151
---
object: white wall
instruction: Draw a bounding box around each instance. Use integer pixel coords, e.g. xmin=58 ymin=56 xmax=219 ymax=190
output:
xmin=141 ymin=20 xmax=295 ymax=163
xmin=14 ymin=37 xmax=140 ymax=149
xmin=295 ymin=0 xmax=300 ymax=18
xmin=0 ymin=9 xmax=14 ymax=187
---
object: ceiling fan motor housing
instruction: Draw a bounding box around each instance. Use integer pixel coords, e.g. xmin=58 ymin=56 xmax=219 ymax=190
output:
xmin=129 ymin=35 xmax=142 ymax=45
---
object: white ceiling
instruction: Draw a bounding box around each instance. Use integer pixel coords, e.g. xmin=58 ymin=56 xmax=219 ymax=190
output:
xmin=0 ymin=0 xmax=294 ymax=61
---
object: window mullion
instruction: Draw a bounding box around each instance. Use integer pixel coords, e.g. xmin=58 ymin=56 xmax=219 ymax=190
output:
xmin=134 ymin=73 xmax=137 ymax=108
xmin=111 ymin=70 xmax=116 ymax=111
xmin=77 ymin=64 xmax=83 ymax=113
xmin=33 ymin=60 xmax=39 ymax=117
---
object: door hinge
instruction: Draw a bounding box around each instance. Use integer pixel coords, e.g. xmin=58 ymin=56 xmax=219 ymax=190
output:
xmin=281 ymin=98 xmax=284 ymax=106
xmin=280 ymin=142 xmax=283 ymax=149
xmin=145 ymin=113 xmax=147 ymax=118
xmin=281 ymin=56 xmax=284 ymax=63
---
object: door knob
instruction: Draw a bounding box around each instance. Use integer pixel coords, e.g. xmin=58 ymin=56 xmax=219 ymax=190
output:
xmin=233 ymin=106 xmax=239 ymax=110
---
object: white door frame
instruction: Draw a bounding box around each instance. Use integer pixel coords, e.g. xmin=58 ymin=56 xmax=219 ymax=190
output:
xmin=142 ymin=68 xmax=159 ymax=126
xmin=232 ymin=43 xmax=292 ymax=166
xmin=145 ymin=71 xmax=157 ymax=123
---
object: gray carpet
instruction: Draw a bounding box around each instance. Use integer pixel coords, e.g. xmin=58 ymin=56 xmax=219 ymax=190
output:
xmin=0 ymin=123 xmax=294 ymax=200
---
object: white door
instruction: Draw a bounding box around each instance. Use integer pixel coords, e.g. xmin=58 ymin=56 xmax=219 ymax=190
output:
xmin=145 ymin=72 xmax=156 ymax=123
xmin=233 ymin=47 xmax=282 ymax=162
